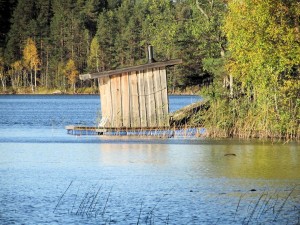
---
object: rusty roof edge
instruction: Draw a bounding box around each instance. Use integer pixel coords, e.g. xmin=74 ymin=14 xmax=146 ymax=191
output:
xmin=79 ymin=59 xmax=182 ymax=80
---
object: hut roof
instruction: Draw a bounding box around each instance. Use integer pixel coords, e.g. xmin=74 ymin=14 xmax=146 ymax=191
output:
xmin=79 ymin=59 xmax=182 ymax=81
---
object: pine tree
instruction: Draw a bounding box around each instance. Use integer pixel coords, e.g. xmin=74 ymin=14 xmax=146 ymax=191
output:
xmin=78 ymin=0 xmax=106 ymax=36
xmin=50 ymin=0 xmax=88 ymax=89
xmin=0 ymin=0 xmax=17 ymax=49
xmin=96 ymin=10 xmax=118 ymax=70
xmin=114 ymin=0 xmax=132 ymax=67
xmin=35 ymin=0 xmax=52 ymax=88
xmin=5 ymin=0 xmax=38 ymax=64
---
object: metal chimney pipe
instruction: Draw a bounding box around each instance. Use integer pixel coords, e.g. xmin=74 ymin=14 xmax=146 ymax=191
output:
xmin=147 ymin=45 xmax=155 ymax=63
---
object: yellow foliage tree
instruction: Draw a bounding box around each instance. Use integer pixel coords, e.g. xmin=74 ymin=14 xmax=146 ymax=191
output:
xmin=10 ymin=60 xmax=23 ymax=88
xmin=64 ymin=59 xmax=79 ymax=93
xmin=23 ymin=38 xmax=40 ymax=92
xmin=222 ymin=0 xmax=300 ymax=138
xmin=88 ymin=37 xmax=101 ymax=72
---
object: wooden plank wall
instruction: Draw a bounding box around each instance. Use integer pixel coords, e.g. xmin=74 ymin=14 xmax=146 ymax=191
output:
xmin=129 ymin=71 xmax=141 ymax=128
xmin=137 ymin=70 xmax=147 ymax=127
xmin=99 ymin=67 xmax=169 ymax=128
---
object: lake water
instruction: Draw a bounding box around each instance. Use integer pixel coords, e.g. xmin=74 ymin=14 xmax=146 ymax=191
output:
xmin=0 ymin=95 xmax=299 ymax=224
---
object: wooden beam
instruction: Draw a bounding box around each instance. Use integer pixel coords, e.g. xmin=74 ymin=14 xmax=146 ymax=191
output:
xmin=80 ymin=59 xmax=182 ymax=80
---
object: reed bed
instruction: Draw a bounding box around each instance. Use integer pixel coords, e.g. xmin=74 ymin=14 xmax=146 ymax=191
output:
xmin=230 ymin=186 xmax=300 ymax=225
xmin=53 ymin=181 xmax=300 ymax=224
xmin=53 ymin=181 xmax=173 ymax=224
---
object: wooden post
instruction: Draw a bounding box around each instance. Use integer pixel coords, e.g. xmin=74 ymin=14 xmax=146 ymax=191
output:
xmin=129 ymin=71 xmax=141 ymax=128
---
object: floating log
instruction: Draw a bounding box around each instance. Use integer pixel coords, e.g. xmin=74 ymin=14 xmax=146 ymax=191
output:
xmin=169 ymin=100 xmax=209 ymax=127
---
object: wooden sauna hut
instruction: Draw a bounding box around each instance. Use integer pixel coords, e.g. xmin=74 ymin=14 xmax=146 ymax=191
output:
xmin=80 ymin=46 xmax=182 ymax=130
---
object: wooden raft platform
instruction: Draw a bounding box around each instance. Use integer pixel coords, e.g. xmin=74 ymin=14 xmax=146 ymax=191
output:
xmin=65 ymin=125 xmax=206 ymax=137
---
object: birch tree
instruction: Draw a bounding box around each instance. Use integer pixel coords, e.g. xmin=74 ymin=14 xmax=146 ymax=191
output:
xmin=0 ymin=56 xmax=6 ymax=91
xmin=64 ymin=59 xmax=79 ymax=93
xmin=23 ymin=38 xmax=40 ymax=92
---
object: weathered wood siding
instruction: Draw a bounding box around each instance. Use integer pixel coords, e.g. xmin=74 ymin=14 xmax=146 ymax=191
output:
xmin=99 ymin=67 xmax=169 ymax=128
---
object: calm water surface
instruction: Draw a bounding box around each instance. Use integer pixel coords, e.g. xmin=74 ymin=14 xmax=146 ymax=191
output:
xmin=0 ymin=95 xmax=299 ymax=224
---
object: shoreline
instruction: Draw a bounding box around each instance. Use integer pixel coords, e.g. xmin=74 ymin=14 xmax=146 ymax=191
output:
xmin=0 ymin=91 xmax=200 ymax=96
xmin=2 ymin=93 xmax=297 ymax=141
xmin=0 ymin=85 xmax=201 ymax=96
xmin=0 ymin=93 xmax=199 ymax=96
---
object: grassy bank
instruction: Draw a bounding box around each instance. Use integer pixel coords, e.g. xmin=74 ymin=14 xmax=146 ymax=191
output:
xmin=189 ymin=94 xmax=300 ymax=141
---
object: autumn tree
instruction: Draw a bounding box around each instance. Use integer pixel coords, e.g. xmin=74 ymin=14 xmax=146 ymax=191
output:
xmin=23 ymin=38 xmax=40 ymax=92
xmin=209 ymin=0 xmax=300 ymax=138
xmin=96 ymin=10 xmax=118 ymax=70
xmin=9 ymin=60 xmax=23 ymax=89
xmin=64 ymin=59 xmax=78 ymax=93
xmin=87 ymin=36 xmax=101 ymax=72
xmin=87 ymin=36 xmax=101 ymax=90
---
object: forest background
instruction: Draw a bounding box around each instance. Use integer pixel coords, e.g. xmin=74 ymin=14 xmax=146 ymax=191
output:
xmin=0 ymin=0 xmax=299 ymax=139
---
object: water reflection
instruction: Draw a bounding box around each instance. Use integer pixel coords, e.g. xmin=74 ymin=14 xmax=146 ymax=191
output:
xmin=99 ymin=144 xmax=169 ymax=166
xmin=97 ymin=142 xmax=300 ymax=179
xmin=208 ymin=143 xmax=300 ymax=179
xmin=1 ymin=95 xmax=299 ymax=224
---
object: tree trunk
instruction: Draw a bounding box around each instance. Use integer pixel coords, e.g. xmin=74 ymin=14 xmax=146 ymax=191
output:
xmin=34 ymin=66 xmax=37 ymax=89
xmin=220 ymin=48 xmax=233 ymax=97
xmin=46 ymin=49 xmax=49 ymax=88
xmin=96 ymin=48 xmax=99 ymax=73
xmin=0 ymin=76 xmax=6 ymax=91
xmin=229 ymin=75 xmax=233 ymax=97
xmin=30 ymin=71 xmax=34 ymax=92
